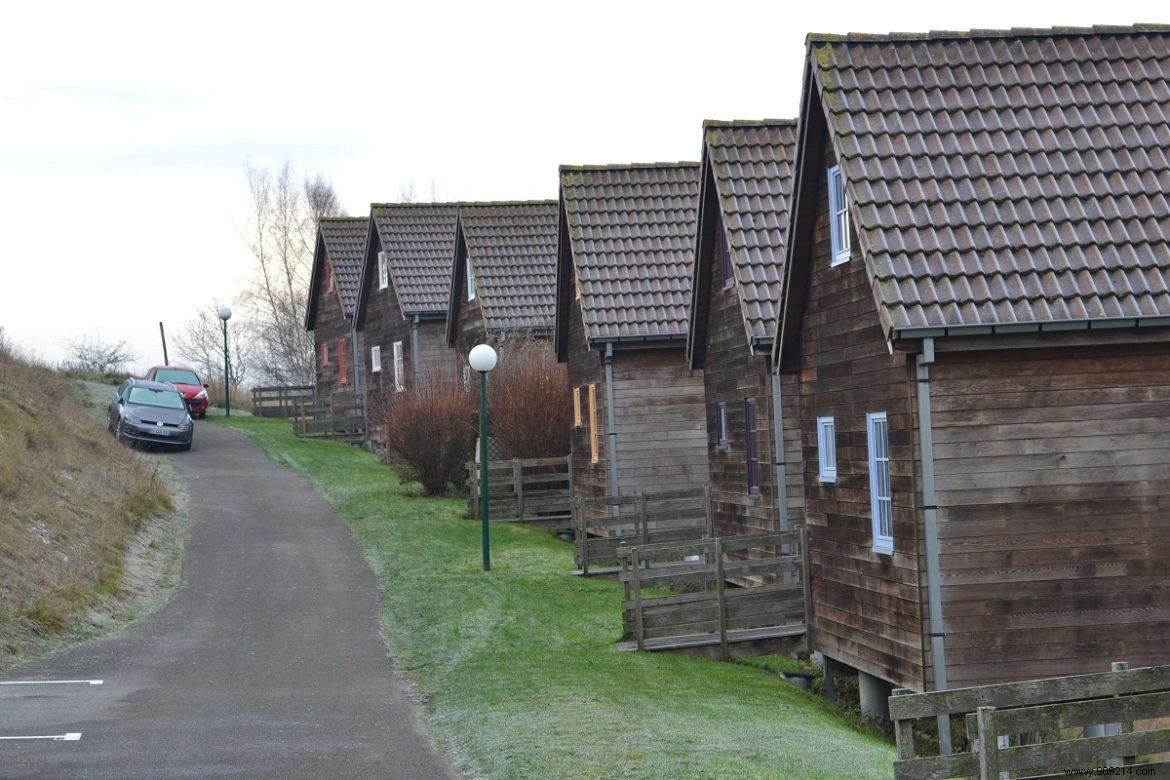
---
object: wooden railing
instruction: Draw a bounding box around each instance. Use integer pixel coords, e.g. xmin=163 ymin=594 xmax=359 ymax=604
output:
xmin=890 ymin=661 xmax=1170 ymax=779
xmin=572 ymin=486 xmax=711 ymax=576
xmin=291 ymin=395 xmax=366 ymax=442
xmin=617 ymin=529 xmax=810 ymax=661
xmin=466 ymin=456 xmax=571 ymax=526
xmin=251 ymin=385 xmax=315 ymax=418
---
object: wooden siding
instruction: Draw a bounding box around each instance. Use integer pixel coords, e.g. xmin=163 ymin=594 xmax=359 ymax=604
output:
xmin=312 ymin=251 xmax=357 ymax=402
xmin=454 ymin=294 xmax=486 ymax=355
xmin=700 ymin=225 xmax=805 ymax=537
xmin=565 ymin=264 xmax=607 ymax=501
xmin=796 ymin=139 xmax=926 ymax=692
xmin=414 ymin=319 xmax=452 ymax=382
xmin=611 ymin=349 xmax=709 ymax=496
xmin=929 ymin=342 xmax=1170 ymax=688
xmin=360 ymin=232 xmax=412 ymax=398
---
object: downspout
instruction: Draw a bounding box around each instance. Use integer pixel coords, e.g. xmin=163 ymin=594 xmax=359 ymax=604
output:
xmin=411 ymin=314 xmax=421 ymax=386
xmin=916 ymin=337 xmax=951 ymax=753
xmin=604 ymin=343 xmax=620 ymax=498
xmin=770 ymin=371 xmax=790 ymax=531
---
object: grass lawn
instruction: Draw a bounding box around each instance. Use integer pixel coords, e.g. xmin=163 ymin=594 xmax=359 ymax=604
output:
xmin=214 ymin=413 xmax=895 ymax=779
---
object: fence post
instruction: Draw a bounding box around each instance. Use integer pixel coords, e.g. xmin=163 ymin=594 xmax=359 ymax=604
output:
xmin=638 ymin=493 xmax=649 ymax=546
xmin=468 ymin=461 xmax=479 ymax=519
xmin=631 ymin=547 xmax=646 ymax=651
xmin=1113 ymin=661 xmax=1133 ymax=767
xmin=890 ymin=689 xmax=916 ymax=761
xmin=799 ymin=527 xmax=813 ymax=650
xmin=715 ymin=537 xmax=729 ymax=662
xmin=976 ymin=706 xmax=999 ymax=780
xmin=574 ymin=498 xmax=588 ymax=575
xmin=513 ymin=459 xmax=524 ymax=522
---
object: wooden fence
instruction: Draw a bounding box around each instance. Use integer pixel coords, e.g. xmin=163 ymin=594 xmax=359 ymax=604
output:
xmin=250 ymin=385 xmax=315 ymax=418
xmin=890 ymin=661 xmax=1170 ymax=779
xmin=291 ymin=395 xmax=366 ymax=443
xmin=466 ymin=456 xmax=571 ymax=526
xmin=616 ymin=528 xmax=810 ymax=661
xmin=572 ymin=486 xmax=711 ymax=576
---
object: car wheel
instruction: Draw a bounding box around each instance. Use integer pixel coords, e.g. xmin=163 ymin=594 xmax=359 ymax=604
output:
xmin=106 ymin=414 xmax=114 ymax=434
xmin=115 ymin=419 xmax=128 ymax=444
xmin=197 ymin=412 xmax=206 ymax=420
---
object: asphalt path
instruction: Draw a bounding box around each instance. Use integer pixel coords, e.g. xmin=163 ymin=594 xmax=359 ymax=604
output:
xmin=0 ymin=422 xmax=456 ymax=779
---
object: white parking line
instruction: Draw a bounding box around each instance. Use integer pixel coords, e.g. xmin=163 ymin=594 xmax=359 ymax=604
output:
xmin=0 ymin=680 xmax=103 ymax=686
xmin=0 ymin=733 xmax=82 ymax=741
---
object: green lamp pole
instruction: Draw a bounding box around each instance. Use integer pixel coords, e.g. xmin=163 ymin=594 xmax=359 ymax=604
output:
xmin=468 ymin=344 xmax=498 ymax=571
xmin=217 ymin=306 xmax=232 ymax=417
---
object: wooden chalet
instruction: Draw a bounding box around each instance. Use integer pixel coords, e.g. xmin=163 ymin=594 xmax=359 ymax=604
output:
xmin=555 ymin=162 xmax=709 ymax=499
xmin=445 ymin=201 xmax=559 ymax=353
xmin=687 ymin=120 xmax=804 ymax=540
xmin=354 ymin=203 xmax=460 ymax=396
xmin=306 ymin=217 xmax=367 ymax=401
xmin=775 ymin=25 xmax=1170 ymax=701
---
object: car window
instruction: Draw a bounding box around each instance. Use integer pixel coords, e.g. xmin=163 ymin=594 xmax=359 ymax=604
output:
xmin=154 ymin=369 xmax=200 ymax=385
xmin=127 ymin=386 xmax=187 ymax=410
xmin=117 ymin=380 xmax=130 ymax=400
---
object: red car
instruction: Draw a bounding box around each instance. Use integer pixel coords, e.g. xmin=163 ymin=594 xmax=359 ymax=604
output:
xmin=147 ymin=365 xmax=210 ymax=418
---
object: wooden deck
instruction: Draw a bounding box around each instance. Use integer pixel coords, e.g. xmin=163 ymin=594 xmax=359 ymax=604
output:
xmin=617 ymin=529 xmax=810 ymax=661
xmin=467 ymin=456 xmax=571 ymax=527
xmin=572 ymin=486 xmax=711 ymax=576
xmin=890 ymin=661 xmax=1170 ymax=779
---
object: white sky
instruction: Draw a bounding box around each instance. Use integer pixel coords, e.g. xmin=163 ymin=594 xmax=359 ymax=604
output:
xmin=2 ymin=0 xmax=1165 ymax=372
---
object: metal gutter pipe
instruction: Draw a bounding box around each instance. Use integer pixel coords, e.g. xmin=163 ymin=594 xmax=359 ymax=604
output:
xmin=770 ymin=373 xmax=789 ymax=531
xmin=604 ymin=343 xmax=620 ymax=499
xmin=411 ymin=314 xmax=421 ymax=385
xmin=916 ymin=337 xmax=951 ymax=752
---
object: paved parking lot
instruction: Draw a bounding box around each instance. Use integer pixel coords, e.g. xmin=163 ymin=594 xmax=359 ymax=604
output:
xmin=0 ymin=422 xmax=455 ymax=779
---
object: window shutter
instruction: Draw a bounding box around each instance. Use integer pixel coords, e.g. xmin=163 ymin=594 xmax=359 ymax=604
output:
xmin=745 ymin=398 xmax=759 ymax=497
xmin=588 ymin=384 xmax=599 ymax=464
xmin=573 ymin=387 xmax=582 ymax=427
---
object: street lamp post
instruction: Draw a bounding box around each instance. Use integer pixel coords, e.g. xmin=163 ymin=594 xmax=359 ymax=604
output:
xmin=217 ymin=306 xmax=232 ymax=417
xmin=468 ymin=344 xmax=498 ymax=572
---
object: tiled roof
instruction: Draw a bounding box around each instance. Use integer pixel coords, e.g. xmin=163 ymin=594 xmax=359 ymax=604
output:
xmin=318 ymin=217 xmax=368 ymax=316
xmin=459 ymin=201 xmax=559 ymax=332
xmin=705 ymin=120 xmax=798 ymax=342
xmin=811 ymin=25 xmax=1170 ymax=336
xmin=371 ymin=203 xmax=460 ymax=314
xmin=560 ymin=163 xmax=700 ymax=341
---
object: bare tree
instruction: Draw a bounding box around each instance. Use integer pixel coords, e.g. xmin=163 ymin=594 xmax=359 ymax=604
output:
xmin=172 ymin=306 xmax=250 ymax=390
xmin=59 ymin=336 xmax=137 ymax=376
xmin=237 ymin=160 xmax=343 ymax=384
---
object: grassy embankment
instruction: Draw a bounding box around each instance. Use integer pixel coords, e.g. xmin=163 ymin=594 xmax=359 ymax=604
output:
xmin=0 ymin=340 xmax=180 ymax=670
xmin=216 ymin=413 xmax=895 ymax=780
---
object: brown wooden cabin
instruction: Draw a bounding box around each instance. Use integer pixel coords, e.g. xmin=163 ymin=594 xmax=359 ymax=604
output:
xmin=555 ymin=162 xmax=709 ymax=500
xmin=353 ymin=203 xmax=460 ymax=405
xmin=445 ymin=201 xmax=559 ymax=355
xmin=306 ymin=217 xmax=367 ymax=402
xmin=775 ymin=26 xmax=1170 ymax=700
xmin=687 ymin=120 xmax=804 ymax=540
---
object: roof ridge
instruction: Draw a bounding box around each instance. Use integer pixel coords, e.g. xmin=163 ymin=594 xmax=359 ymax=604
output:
xmin=559 ymin=161 xmax=700 ymax=172
xmin=369 ymin=201 xmax=464 ymax=208
xmin=318 ymin=216 xmax=366 ymax=222
xmin=807 ymin=23 xmax=1169 ymax=45
xmin=459 ymin=199 xmax=558 ymax=208
xmin=703 ymin=118 xmax=797 ymax=128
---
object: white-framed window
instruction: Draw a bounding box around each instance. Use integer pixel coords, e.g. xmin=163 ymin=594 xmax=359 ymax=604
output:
xmin=828 ymin=165 xmax=850 ymax=265
xmin=371 ymin=345 xmax=382 ymax=373
xmin=466 ymin=256 xmax=476 ymax=300
xmin=744 ymin=398 xmax=760 ymax=498
xmin=817 ymin=416 xmax=837 ymax=482
xmin=377 ymin=250 xmax=389 ymax=290
xmin=393 ymin=341 xmax=404 ymax=392
xmin=867 ymin=411 xmax=893 ymax=554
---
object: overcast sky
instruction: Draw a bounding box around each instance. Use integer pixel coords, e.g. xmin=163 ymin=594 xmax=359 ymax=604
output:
xmin=2 ymin=0 xmax=1165 ymax=372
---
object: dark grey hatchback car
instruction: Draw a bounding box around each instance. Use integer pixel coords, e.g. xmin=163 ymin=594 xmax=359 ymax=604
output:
xmin=107 ymin=378 xmax=195 ymax=451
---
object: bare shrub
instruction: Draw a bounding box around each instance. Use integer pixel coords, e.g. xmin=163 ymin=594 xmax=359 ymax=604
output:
xmin=380 ymin=364 xmax=476 ymax=496
xmin=487 ymin=336 xmax=570 ymax=459
xmin=59 ymin=336 xmax=137 ymax=377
